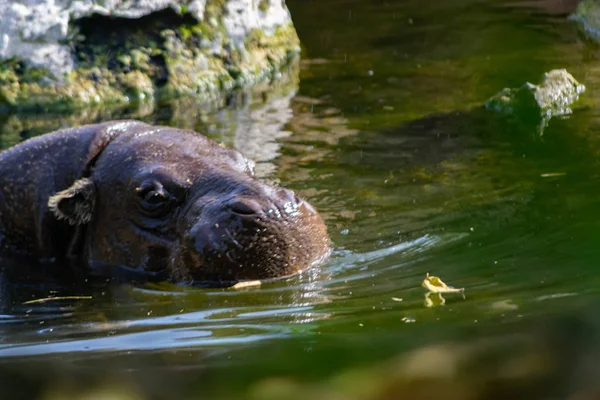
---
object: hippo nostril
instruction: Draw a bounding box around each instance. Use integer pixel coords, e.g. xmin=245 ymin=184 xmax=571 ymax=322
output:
xmin=270 ymin=188 xmax=307 ymax=215
xmin=229 ymin=199 xmax=261 ymax=216
xmin=293 ymin=194 xmax=304 ymax=206
xmin=277 ymin=188 xmax=297 ymax=204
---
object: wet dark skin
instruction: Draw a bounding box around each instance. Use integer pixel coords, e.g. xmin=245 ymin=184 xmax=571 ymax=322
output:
xmin=0 ymin=120 xmax=330 ymax=284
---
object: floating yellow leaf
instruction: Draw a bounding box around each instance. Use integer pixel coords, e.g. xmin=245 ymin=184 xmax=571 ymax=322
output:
xmin=231 ymin=280 xmax=262 ymax=290
xmin=422 ymin=273 xmax=465 ymax=297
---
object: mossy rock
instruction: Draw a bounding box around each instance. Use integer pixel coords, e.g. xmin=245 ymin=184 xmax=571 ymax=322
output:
xmin=485 ymin=69 xmax=585 ymax=133
xmin=0 ymin=1 xmax=300 ymax=112
xmin=571 ymin=0 xmax=600 ymax=38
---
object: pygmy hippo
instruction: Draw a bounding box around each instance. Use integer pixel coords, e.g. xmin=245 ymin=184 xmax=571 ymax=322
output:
xmin=0 ymin=120 xmax=330 ymax=284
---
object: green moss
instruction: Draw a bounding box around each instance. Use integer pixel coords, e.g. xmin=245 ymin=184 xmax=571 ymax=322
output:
xmin=258 ymin=0 xmax=270 ymax=13
xmin=0 ymin=86 xmax=18 ymax=107
xmin=130 ymin=49 xmax=152 ymax=71
xmin=118 ymin=71 xmax=155 ymax=102
xmin=204 ymin=0 xmax=227 ymax=21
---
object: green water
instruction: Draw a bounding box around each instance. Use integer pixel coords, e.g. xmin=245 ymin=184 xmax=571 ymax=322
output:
xmin=3 ymin=0 xmax=600 ymax=398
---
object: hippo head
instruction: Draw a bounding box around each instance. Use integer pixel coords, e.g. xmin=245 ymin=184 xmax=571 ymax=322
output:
xmin=47 ymin=122 xmax=330 ymax=283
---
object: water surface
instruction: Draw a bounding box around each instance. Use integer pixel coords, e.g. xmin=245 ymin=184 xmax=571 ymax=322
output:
xmin=2 ymin=0 xmax=600 ymax=398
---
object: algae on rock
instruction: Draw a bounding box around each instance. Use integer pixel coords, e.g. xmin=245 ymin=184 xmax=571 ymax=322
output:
xmin=485 ymin=69 xmax=585 ymax=134
xmin=0 ymin=0 xmax=300 ymax=112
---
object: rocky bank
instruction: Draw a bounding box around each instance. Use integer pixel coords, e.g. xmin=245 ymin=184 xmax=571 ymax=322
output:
xmin=0 ymin=0 xmax=300 ymax=111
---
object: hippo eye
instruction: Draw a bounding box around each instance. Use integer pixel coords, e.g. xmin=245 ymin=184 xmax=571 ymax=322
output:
xmin=136 ymin=181 xmax=176 ymax=218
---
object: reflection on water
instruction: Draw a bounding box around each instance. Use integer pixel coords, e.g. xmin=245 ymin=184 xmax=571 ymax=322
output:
xmin=4 ymin=0 xmax=600 ymax=397
xmin=0 ymin=233 xmax=447 ymax=358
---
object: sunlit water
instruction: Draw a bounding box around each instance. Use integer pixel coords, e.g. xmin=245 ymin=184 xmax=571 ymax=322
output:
xmin=3 ymin=0 xmax=600 ymax=397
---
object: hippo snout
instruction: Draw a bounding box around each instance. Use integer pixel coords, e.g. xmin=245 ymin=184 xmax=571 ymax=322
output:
xmin=182 ymin=188 xmax=329 ymax=282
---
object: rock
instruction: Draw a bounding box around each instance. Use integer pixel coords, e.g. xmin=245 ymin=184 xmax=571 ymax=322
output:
xmin=485 ymin=69 xmax=585 ymax=132
xmin=503 ymin=0 xmax=581 ymax=16
xmin=570 ymin=0 xmax=600 ymax=38
xmin=0 ymin=0 xmax=300 ymax=111
xmin=0 ymin=1 xmax=206 ymax=78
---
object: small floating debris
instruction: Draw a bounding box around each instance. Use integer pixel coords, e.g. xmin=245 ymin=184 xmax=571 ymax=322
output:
xmin=22 ymin=296 xmax=92 ymax=305
xmin=391 ymin=297 xmax=403 ymax=302
xmin=422 ymin=273 xmax=465 ymax=308
xmin=540 ymin=172 xmax=567 ymax=178
xmin=536 ymin=292 xmax=576 ymax=301
xmin=490 ymin=299 xmax=519 ymax=311
xmin=231 ymin=280 xmax=262 ymax=290
xmin=401 ymin=316 xmax=416 ymax=323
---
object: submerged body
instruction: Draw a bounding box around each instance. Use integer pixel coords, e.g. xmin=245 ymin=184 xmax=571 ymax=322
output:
xmin=0 ymin=120 xmax=330 ymax=284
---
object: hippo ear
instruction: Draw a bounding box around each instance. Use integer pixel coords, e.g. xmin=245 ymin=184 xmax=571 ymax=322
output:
xmin=48 ymin=178 xmax=96 ymax=225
